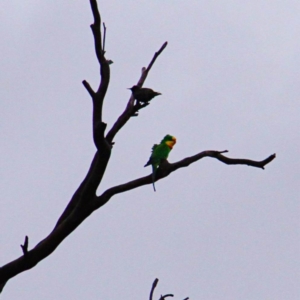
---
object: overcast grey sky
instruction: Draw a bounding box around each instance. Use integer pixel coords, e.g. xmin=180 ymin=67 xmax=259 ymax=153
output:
xmin=1 ymin=1 xmax=299 ymax=299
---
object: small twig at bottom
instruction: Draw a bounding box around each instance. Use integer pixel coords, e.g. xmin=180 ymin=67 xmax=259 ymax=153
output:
xmin=159 ymin=294 xmax=174 ymax=300
xmin=150 ymin=278 xmax=159 ymax=300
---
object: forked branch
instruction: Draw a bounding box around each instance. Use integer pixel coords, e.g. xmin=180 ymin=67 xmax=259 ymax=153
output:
xmin=83 ymin=0 xmax=111 ymax=147
xmin=20 ymin=236 xmax=29 ymax=255
xmin=106 ymin=42 xmax=168 ymax=144
xmin=93 ymin=151 xmax=276 ymax=207
xmin=149 ymin=278 xmax=187 ymax=300
xmin=0 ymin=0 xmax=277 ymax=294
xmin=57 ymin=0 xmax=112 ymax=228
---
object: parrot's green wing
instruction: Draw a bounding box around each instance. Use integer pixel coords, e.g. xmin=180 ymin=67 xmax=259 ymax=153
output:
xmin=144 ymin=144 xmax=158 ymax=167
xmin=151 ymin=144 xmax=158 ymax=152
xmin=144 ymin=135 xmax=177 ymax=192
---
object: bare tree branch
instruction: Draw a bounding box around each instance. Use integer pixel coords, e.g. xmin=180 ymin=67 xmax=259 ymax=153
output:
xmin=0 ymin=3 xmax=113 ymax=289
xmin=56 ymin=1 xmax=112 ymax=228
xmin=0 ymin=0 xmax=276 ymax=293
xmin=106 ymin=42 xmax=168 ymax=144
xmin=90 ymin=0 xmax=104 ymax=64
xmin=82 ymin=80 xmax=95 ymax=97
xmin=159 ymin=294 xmax=174 ymax=300
xmin=148 ymin=278 xmax=184 ymax=300
xmin=103 ymin=22 xmax=107 ymax=53
xmin=94 ymin=151 xmax=276 ymax=208
xmin=84 ymin=0 xmax=111 ymax=142
xmin=55 ymin=147 xmax=110 ymax=228
xmin=150 ymin=278 xmax=159 ymax=300
xmin=170 ymin=151 xmax=276 ymax=171
xmin=1 ymin=148 xmax=275 ymax=290
xmin=0 ymin=203 xmax=93 ymax=287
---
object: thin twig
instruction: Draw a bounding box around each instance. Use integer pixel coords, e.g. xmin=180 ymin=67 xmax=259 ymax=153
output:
xmin=106 ymin=42 xmax=168 ymax=144
xmin=159 ymin=294 xmax=174 ymax=300
xmin=138 ymin=41 xmax=168 ymax=85
xmin=20 ymin=236 xmax=29 ymax=255
xmin=82 ymin=80 xmax=95 ymax=97
xmin=103 ymin=22 xmax=107 ymax=53
xmin=90 ymin=0 xmax=103 ymax=64
xmin=150 ymin=278 xmax=159 ymax=300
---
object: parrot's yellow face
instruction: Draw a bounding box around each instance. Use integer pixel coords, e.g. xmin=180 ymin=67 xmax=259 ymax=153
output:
xmin=165 ymin=136 xmax=176 ymax=149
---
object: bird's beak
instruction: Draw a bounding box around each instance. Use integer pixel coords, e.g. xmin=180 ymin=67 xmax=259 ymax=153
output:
xmin=172 ymin=137 xmax=177 ymax=143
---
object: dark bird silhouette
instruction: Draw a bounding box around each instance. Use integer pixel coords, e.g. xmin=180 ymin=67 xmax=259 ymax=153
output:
xmin=128 ymin=85 xmax=161 ymax=103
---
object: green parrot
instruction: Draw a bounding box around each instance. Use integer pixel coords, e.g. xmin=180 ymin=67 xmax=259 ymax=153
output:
xmin=144 ymin=134 xmax=177 ymax=191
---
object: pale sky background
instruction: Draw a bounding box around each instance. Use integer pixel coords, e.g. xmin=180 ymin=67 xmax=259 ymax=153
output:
xmin=0 ymin=1 xmax=299 ymax=299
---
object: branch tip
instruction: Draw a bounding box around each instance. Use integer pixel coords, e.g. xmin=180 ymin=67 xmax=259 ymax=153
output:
xmin=82 ymin=80 xmax=95 ymax=97
xmin=20 ymin=235 xmax=29 ymax=255
xmin=160 ymin=294 xmax=174 ymax=300
xmin=106 ymin=41 xmax=168 ymax=143
xmin=90 ymin=0 xmax=101 ymax=25
xmin=161 ymin=41 xmax=168 ymax=50
xmin=103 ymin=22 xmax=107 ymax=53
xmin=219 ymin=150 xmax=229 ymax=154
xmin=150 ymin=278 xmax=159 ymax=300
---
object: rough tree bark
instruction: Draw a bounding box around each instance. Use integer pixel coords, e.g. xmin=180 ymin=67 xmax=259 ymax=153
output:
xmin=0 ymin=0 xmax=276 ymax=293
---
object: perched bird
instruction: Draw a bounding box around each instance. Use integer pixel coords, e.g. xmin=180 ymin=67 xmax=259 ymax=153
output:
xmin=144 ymin=135 xmax=176 ymax=191
xmin=128 ymin=85 xmax=161 ymax=103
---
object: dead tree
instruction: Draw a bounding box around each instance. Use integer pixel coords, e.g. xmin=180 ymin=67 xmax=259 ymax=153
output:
xmin=0 ymin=0 xmax=275 ymax=293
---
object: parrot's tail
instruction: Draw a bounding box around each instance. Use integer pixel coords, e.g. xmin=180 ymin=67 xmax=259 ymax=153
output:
xmin=152 ymin=166 xmax=156 ymax=192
